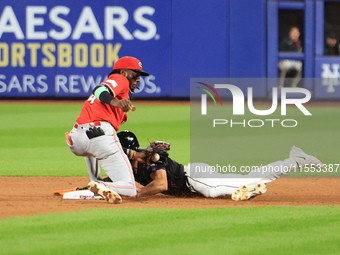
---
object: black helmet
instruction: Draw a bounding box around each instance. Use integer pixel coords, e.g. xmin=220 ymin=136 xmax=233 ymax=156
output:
xmin=117 ymin=130 xmax=140 ymax=150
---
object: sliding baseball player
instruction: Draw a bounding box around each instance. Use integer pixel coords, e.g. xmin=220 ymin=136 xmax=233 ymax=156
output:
xmin=89 ymin=130 xmax=323 ymax=202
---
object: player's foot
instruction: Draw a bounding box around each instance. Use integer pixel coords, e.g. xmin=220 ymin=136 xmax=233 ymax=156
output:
xmin=231 ymin=183 xmax=267 ymax=201
xmin=88 ymin=181 xmax=122 ymax=204
xmin=289 ymin=146 xmax=323 ymax=169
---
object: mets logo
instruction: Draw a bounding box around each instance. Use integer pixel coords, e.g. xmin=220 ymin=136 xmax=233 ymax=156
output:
xmin=321 ymin=63 xmax=340 ymax=93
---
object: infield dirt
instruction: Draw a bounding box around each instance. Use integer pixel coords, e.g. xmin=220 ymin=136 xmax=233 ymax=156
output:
xmin=1 ymin=177 xmax=339 ymax=219
xmin=1 ymin=100 xmax=339 ymax=219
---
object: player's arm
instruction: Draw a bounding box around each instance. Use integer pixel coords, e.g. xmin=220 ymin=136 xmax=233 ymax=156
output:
xmin=138 ymin=169 xmax=168 ymax=197
xmin=128 ymin=148 xmax=169 ymax=196
xmin=93 ymin=86 xmax=134 ymax=112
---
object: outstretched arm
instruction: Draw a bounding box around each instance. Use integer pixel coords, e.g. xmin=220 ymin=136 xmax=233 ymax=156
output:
xmin=137 ymin=169 xmax=168 ymax=197
xmin=128 ymin=148 xmax=169 ymax=197
xmin=93 ymin=85 xmax=135 ymax=112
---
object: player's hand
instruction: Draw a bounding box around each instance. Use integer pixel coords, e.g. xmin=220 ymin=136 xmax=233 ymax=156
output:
xmin=133 ymin=187 xmax=141 ymax=199
xmin=111 ymin=99 xmax=135 ymax=112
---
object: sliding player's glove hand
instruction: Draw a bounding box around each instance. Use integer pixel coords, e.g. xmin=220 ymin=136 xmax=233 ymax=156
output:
xmin=144 ymin=141 xmax=171 ymax=168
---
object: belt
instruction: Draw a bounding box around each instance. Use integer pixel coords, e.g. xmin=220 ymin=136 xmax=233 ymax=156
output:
xmin=74 ymin=121 xmax=101 ymax=129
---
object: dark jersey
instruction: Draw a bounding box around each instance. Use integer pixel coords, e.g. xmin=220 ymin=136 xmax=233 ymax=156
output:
xmin=133 ymin=158 xmax=195 ymax=197
xmin=279 ymin=37 xmax=302 ymax=52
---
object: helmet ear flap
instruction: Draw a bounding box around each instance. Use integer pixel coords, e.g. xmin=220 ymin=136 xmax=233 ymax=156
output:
xmin=117 ymin=130 xmax=140 ymax=150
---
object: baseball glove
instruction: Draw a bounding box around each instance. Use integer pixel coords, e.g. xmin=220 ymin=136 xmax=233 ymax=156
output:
xmin=144 ymin=141 xmax=171 ymax=168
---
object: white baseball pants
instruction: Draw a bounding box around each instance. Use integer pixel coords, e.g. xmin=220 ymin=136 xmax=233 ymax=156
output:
xmin=184 ymin=158 xmax=298 ymax=198
xmin=66 ymin=121 xmax=137 ymax=197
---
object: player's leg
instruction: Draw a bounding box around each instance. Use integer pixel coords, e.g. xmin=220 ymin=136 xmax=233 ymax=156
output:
xmin=88 ymin=180 xmax=122 ymax=204
xmin=85 ymin=156 xmax=103 ymax=181
xmin=87 ymin=122 xmax=137 ymax=197
xmin=66 ymin=126 xmax=90 ymax=156
xmin=186 ymin=146 xmax=322 ymax=200
xmin=289 ymin=145 xmax=323 ymax=169
xmin=186 ymin=176 xmax=239 ymax=198
xmin=66 ymin=125 xmax=106 ymax=181
xmin=227 ymin=158 xmax=295 ymax=201
xmin=241 ymin=158 xmax=298 ymax=186
xmin=184 ymin=163 xmax=239 ymax=198
xmin=98 ymin=149 xmax=137 ymax=197
xmin=185 ymin=159 xmax=296 ymax=200
xmin=243 ymin=146 xmax=323 ymax=186
xmin=232 ymin=146 xmax=323 ymax=200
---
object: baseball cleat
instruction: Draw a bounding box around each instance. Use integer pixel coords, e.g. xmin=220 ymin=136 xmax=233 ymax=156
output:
xmin=289 ymin=146 xmax=323 ymax=169
xmin=231 ymin=183 xmax=267 ymax=201
xmin=88 ymin=181 xmax=122 ymax=204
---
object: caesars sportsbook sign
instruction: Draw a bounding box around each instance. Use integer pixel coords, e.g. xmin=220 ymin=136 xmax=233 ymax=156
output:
xmin=0 ymin=2 xmax=169 ymax=97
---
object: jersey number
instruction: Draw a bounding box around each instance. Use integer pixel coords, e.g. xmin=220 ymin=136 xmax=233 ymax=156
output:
xmin=87 ymin=95 xmax=96 ymax=104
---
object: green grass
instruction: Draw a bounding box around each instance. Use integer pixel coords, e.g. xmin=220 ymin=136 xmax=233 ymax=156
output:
xmin=0 ymin=102 xmax=339 ymax=255
xmin=0 ymin=103 xmax=190 ymax=176
xmin=1 ymin=103 xmax=339 ymax=176
xmin=1 ymin=207 xmax=339 ymax=255
xmin=190 ymin=105 xmax=340 ymax=177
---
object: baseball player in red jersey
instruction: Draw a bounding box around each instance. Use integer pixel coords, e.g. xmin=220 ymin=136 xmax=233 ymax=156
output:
xmin=65 ymin=56 xmax=149 ymax=204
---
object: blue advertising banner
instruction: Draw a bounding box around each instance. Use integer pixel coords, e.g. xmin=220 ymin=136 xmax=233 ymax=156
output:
xmin=0 ymin=0 xmax=171 ymax=98
xmin=314 ymin=57 xmax=340 ymax=99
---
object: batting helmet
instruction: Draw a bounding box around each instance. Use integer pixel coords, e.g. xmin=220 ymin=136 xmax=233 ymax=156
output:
xmin=117 ymin=130 xmax=140 ymax=150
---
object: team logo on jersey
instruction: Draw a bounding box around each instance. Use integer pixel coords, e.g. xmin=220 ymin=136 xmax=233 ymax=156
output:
xmin=104 ymin=79 xmax=118 ymax=88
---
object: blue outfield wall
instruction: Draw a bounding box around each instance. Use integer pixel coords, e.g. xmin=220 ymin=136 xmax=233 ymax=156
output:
xmin=0 ymin=0 xmax=268 ymax=99
xmin=171 ymin=0 xmax=230 ymax=97
xmin=0 ymin=0 xmax=339 ymax=99
xmin=0 ymin=0 xmax=173 ymax=98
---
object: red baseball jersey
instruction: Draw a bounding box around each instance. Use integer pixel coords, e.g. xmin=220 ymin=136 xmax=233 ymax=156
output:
xmin=76 ymin=74 xmax=130 ymax=131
